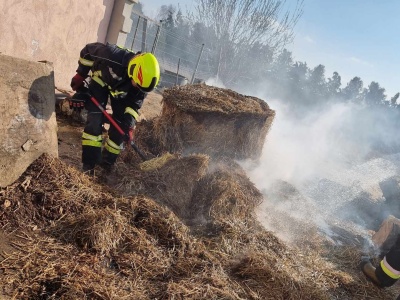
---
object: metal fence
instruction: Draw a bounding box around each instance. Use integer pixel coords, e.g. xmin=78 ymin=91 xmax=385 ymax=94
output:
xmin=125 ymin=12 xmax=217 ymax=89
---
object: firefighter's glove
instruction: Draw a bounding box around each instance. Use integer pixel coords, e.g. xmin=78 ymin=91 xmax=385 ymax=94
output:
xmin=121 ymin=113 xmax=136 ymax=143
xmin=70 ymin=73 xmax=86 ymax=91
xmin=123 ymin=128 xmax=134 ymax=143
xmin=69 ymin=92 xmax=90 ymax=112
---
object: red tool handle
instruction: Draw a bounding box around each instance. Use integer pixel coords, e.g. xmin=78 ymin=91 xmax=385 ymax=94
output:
xmin=89 ymin=95 xmax=148 ymax=161
xmin=90 ymin=96 xmax=124 ymax=135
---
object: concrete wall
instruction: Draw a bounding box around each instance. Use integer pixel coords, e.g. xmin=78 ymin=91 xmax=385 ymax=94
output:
xmin=0 ymin=54 xmax=58 ymax=187
xmin=0 ymin=0 xmax=138 ymax=186
xmin=0 ymin=0 xmax=138 ymax=92
xmin=106 ymin=0 xmax=137 ymax=46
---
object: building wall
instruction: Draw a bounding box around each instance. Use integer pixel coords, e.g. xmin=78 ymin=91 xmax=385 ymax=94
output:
xmin=106 ymin=0 xmax=137 ymax=46
xmin=0 ymin=0 xmax=137 ymax=91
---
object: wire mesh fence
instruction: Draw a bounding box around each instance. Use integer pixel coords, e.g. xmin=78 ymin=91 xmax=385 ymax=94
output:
xmin=125 ymin=12 xmax=218 ymax=89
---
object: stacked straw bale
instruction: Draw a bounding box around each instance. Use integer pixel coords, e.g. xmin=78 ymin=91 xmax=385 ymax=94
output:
xmin=153 ymin=84 xmax=275 ymax=160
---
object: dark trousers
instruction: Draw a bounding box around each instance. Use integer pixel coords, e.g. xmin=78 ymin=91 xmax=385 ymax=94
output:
xmin=82 ymin=81 xmax=127 ymax=167
xmin=376 ymin=234 xmax=400 ymax=287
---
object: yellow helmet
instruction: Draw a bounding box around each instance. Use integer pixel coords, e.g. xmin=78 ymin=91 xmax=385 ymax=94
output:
xmin=127 ymin=53 xmax=160 ymax=92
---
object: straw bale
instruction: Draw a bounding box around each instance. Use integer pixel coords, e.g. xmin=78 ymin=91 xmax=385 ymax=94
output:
xmin=153 ymin=84 xmax=275 ymax=160
xmin=2 ymin=149 xmax=400 ymax=299
xmin=52 ymin=207 xmax=129 ymax=254
xmin=116 ymin=154 xmax=210 ymax=222
xmin=115 ymin=154 xmax=263 ymax=238
xmin=163 ymin=84 xmax=270 ymax=115
xmin=190 ymin=160 xmax=263 ymax=231
xmin=135 ymin=119 xmax=164 ymax=156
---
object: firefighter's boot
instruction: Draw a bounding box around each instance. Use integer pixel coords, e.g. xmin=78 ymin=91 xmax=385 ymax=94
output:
xmin=82 ymin=163 xmax=95 ymax=176
xmin=360 ymin=257 xmax=382 ymax=287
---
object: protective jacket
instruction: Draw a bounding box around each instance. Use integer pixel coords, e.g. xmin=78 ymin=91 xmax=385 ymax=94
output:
xmin=77 ymin=42 xmax=146 ymax=111
xmin=75 ymin=42 xmax=145 ymax=168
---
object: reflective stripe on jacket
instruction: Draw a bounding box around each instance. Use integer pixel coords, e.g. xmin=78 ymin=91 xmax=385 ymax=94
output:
xmin=76 ymin=42 xmax=146 ymax=111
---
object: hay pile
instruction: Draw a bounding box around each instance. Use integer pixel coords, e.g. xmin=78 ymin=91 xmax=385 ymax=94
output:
xmin=0 ymin=154 xmax=398 ymax=299
xmin=1 ymin=84 xmax=399 ymax=299
xmin=149 ymin=84 xmax=275 ymax=160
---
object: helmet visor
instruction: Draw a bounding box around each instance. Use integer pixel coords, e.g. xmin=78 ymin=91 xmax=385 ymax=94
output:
xmin=136 ymin=77 xmax=157 ymax=93
xmin=128 ymin=63 xmax=136 ymax=79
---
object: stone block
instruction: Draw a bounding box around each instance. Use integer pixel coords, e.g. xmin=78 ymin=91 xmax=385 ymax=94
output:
xmin=0 ymin=54 xmax=58 ymax=187
xmin=372 ymin=215 xmax=400 ymax=254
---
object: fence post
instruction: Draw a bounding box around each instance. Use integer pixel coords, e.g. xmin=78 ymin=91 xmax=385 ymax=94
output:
xmin=216 ymin=45 xmax=223 ymax=80
xmin=190 ymin=43 xmax=205 ymax=84
xmin=141 ymin=18 xmax=147 ymax=52
xmin=175 ymin=58 xmax=181 ymax=85
xmin=152 ymin=20 xmax=162 ymax=54
xmin=130 ymin=15 xmax=141 ymax=51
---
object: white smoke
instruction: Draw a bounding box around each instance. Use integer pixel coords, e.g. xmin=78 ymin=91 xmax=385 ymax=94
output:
xmin=245 ymin=99 xmax=355 ymax=188
xmin=205 ymin=76 xmax=226 ymax=89
xmin=239 ymin=94 xmax=400 ymax=244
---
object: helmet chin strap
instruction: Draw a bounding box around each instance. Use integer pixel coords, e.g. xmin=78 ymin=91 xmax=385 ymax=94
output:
xmin=131 ymin=80 xmax=146 ymax=92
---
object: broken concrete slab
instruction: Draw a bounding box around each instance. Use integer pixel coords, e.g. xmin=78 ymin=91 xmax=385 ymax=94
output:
xmin=0 ymin=54 xmax=58 ymax=187
xmin=379 ymin=176 xmax=400 ymax=218
xmin=372 ymin=215 xmax=400 ymax=254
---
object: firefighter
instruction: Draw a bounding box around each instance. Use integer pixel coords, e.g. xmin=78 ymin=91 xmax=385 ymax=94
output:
xmin=361 ymin=234 xmax=400 ymax=297
xmin=69 ymin=42 xmax=160 ymax=173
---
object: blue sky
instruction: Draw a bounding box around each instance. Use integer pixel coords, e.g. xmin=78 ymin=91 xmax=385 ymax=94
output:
xmin=141 ymin=0 xmax=400 ymax=97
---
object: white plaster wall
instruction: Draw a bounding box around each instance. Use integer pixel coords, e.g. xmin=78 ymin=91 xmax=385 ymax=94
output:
xmin=0 ymin=0 xmax=114 ymax=91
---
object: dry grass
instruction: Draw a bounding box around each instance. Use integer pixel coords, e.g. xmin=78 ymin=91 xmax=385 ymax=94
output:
xmin=1 ymin=84 xmax=399 ymax=299
xmin=1 ymin=153 xmax=398 ymax=299
xmin=162 ymin=84 xmax=271 ymax=115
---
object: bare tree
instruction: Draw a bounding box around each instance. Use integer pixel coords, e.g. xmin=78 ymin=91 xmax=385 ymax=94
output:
xmin=191 ymin=0 xmax=304 ymax=84
xmin=156 ymin=5 xmax=177 ymax=23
